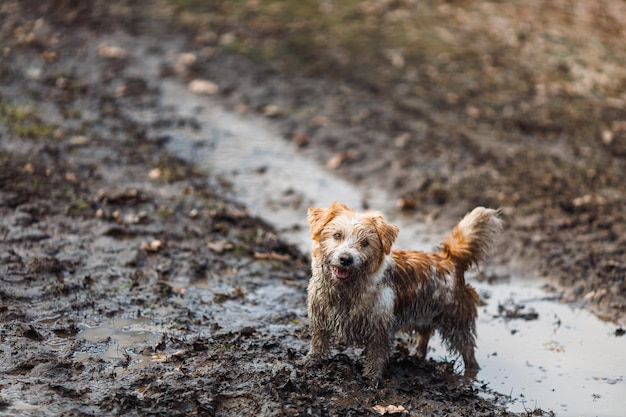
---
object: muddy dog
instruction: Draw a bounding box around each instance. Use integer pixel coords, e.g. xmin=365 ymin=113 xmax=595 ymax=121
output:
xmin=304 ymin=202 xmax=502 ymax=380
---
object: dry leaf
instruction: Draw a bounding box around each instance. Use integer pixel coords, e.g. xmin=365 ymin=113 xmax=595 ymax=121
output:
xmin=326 ymin=150 xmax=358 ymax=169
xmin=142 ymin=240 xmax=164 ymax=252
xmin=396 ymin=197 xmax=417 ymax=211
xmin=188 ymin=79 xmax=218 ymax=95
xmin=97 ymin=43 xmax=127 ymax=59
xmin=262 ymin=104 xmax=281 ymax=117
xmin=372 ymin=404 xmax=408 ymax=415
xmin=207 ymin=240 xmax=234 ymax=253
xmin=544 ymin=340 xmax=565 ymax=353
xmin=178 ymin=52 xmax=197 ymax=64
xmin=148 ymin=168 xmax=161 ymax=180
xmin=254 ymin=252 xmax=290 ymax=261
xmin=69 ymin=135 xmax=89 ymax=146
xmin=290 ymin=132 xmax=309 ymax=147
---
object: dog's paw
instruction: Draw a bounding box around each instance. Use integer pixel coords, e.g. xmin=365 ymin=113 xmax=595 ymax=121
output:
xmin=300 ymin=352 xmax=323 ymax=368
xmin=463 ymin=364 xmax=480 ymax=378
xmin=365 ymin=374 xmax=383 ymax=388
xmin=362 ymin=363 xmax=385 ymax=384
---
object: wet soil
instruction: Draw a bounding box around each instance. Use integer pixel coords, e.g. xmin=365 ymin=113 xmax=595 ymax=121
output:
xmin=0 ymin=1 xmax=624 ymax=416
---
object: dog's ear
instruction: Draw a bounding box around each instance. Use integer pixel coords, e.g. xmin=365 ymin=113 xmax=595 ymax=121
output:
xmin=307 ymin=207 xmax=329 ymax=240
xmin=371 ymin=214 xmax=399 ymax=254
xmin=307 ymin=202 xmax=349 ymax=240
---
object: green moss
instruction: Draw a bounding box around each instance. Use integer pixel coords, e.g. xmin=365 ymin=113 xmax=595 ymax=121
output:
xmin=67 ymin=198 xmax=91 ymax=217
xmin=0 ymin=101 xmax=58 ymax=139
xmin=156 ymin=206 xmax=174 ymax=218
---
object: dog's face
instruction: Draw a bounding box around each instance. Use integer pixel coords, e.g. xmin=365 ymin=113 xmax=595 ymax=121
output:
xmin=307 ymin=202 xmax=399 ymax=281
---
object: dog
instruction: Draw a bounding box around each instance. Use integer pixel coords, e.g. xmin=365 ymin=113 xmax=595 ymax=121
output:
xmin=304 ymin=202 xmax=502 ymax=380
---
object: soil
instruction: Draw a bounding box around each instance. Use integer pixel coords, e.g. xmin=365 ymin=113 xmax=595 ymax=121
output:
xmin=0 ymin=1 xmax=624 ymax=416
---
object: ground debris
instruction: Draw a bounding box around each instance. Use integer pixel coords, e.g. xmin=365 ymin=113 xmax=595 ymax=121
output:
xmin=372 ymin=404 xmax=408 ymax=415
xmin=496 ymin=302 xmax=540 ymax=321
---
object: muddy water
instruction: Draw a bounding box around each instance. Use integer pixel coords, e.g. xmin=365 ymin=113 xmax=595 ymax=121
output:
xmin=143 ymin=78 xmax=626 ymax=416
xmin=471 ymin=282 xmax=625 ymax=415
xmin=75 ymin=318 xmax=161 ymax=371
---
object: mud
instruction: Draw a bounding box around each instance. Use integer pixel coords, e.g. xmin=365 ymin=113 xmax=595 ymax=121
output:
xmin=161 ymin=70 xmax=624 ymax=415
xmin=1 ymin=1 xmax=624 ymax=416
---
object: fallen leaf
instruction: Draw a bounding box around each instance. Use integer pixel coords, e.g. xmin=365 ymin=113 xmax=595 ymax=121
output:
xmin=254 ymin=252 xmax=290 ymax=261
xmin=69 ymin=135 xmax=89 ymax=146
xmin=262 ymin=104 xmax=281 ymax=117
xmin=148 ymin=168 xmax=161 ymax=180
xmin=207 ymin=240 xmax=234 ymax=253
xmin=124 ymin=211 xmax=147 ymax=224
xmin=396 ymin=197 xmax=417 ymax=211
xmin=188 ymin=79 xmax=218 ymax=95
xmin=326 ymin=150 xmax=358 ymax=169
xmin=179 ymin=52 xmax=197 ymax=64
xmin=544 ymin=340 xmax=565 ymax=353
xmin=142 ymin=240 xmax=164 ymax=253
xmin=97 ymin=43 xmax=127 ymax=59
xmin=466 ymin=105 xmax=480 ymax=118
xmin=394 ymin=133 xmax=410 ymax=148
xmin=290 ymin=132 xmax=309 ymax=147
xmin=65 ymin=172 xmax=77 ymax=183
xmin=372 ymin=404 xmax=408 ymax=415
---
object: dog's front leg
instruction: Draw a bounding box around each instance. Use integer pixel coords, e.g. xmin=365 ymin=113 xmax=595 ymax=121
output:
xmin=304 ymin=321 xmax=331 ymax=365
xmin=363 ymin=331 xmax=392 ymax=382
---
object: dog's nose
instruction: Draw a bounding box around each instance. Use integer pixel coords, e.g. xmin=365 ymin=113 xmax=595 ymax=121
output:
xmin=339 ymin=255 xmax=353 ymax=267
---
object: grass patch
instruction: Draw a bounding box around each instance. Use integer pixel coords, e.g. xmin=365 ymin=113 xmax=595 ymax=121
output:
xmin=0 ymin=101 xmax=58 ymax=139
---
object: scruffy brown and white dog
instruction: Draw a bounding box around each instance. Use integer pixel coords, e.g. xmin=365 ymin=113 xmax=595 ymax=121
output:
xmin=304 ymin=202 xmax=502 ymax=380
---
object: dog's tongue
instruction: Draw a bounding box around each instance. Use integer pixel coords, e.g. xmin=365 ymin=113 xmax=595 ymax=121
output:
xmin=333 ymin=266 xmax=350 ymax=280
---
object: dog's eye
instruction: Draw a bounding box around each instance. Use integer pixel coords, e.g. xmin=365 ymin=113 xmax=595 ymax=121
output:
xmin=333 ymin=232 xmax=342 ymax=240
xmin=361 ymin=239 xmax=369 ymax=248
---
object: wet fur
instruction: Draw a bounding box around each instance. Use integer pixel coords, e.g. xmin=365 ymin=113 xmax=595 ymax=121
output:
xmin=305 ymin=202 xmax=502 ymax=380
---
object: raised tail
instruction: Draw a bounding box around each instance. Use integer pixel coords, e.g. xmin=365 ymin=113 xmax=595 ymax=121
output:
xmin=439 ymin=207 xmax=503 ymax=273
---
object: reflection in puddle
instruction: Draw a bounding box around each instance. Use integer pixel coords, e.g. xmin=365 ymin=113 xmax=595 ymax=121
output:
xmin=75 ymin=317 xmax=160 ymax=370
xmin=472 ymin=280 xmax=622 ymax=415
xmin=142 ymin=78 xmax=625 ymax=415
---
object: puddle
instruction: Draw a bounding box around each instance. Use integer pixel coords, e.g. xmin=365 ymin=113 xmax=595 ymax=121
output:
xmin=75 ymin=317 xmax=160 ymax=370
xmin=464 ymin=279 xmax=623 ymax=415
xmin=124 ymin=65 xmax=625 ymax=415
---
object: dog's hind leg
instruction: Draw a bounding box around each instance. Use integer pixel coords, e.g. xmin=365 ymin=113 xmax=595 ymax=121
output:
xmin=437 ymin=284 xmax=481 ymax=376
xmin=416 ymin=327 xmax=433 ymax=358
xmin=460 ymin=345 xmax=479 ymax=377
xmin=439 ymin=321 xmax=479 ymax=376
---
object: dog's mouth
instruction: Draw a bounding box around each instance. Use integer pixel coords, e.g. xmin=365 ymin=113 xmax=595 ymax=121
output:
xmin=332 ymin=266 xmax=351 ymax=280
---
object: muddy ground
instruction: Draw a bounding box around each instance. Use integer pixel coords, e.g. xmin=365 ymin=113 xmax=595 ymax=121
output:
xmin=0 ymin=1 xmax=624 ymax=416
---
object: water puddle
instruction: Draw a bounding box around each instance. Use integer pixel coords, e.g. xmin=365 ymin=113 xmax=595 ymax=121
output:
xmin=127 ymin=66 xmax=624 ymax=414
xmin=466 ymin=279 xmax=622 ymax=415
xmin=75 ymin=317 xmax=161 ymax=371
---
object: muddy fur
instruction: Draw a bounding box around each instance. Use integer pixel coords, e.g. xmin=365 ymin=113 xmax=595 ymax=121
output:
xmin=305 ymin=202 xmax=502 ymax=380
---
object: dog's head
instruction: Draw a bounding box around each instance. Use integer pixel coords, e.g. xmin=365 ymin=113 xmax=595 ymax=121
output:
xmin=307 ymin=202 xmax=399 ymax=281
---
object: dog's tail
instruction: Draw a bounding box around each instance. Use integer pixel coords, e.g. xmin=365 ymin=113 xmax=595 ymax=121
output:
xmin=439 ymin=207 xmax=503 ymax=273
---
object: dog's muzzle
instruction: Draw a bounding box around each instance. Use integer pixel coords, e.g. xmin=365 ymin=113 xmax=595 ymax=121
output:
xmin=330 ymin=254 xmax=353 ymax=280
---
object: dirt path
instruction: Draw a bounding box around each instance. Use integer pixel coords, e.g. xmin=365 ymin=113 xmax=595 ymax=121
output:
xmin=1 ymin=1 xmax=624 ymax=416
